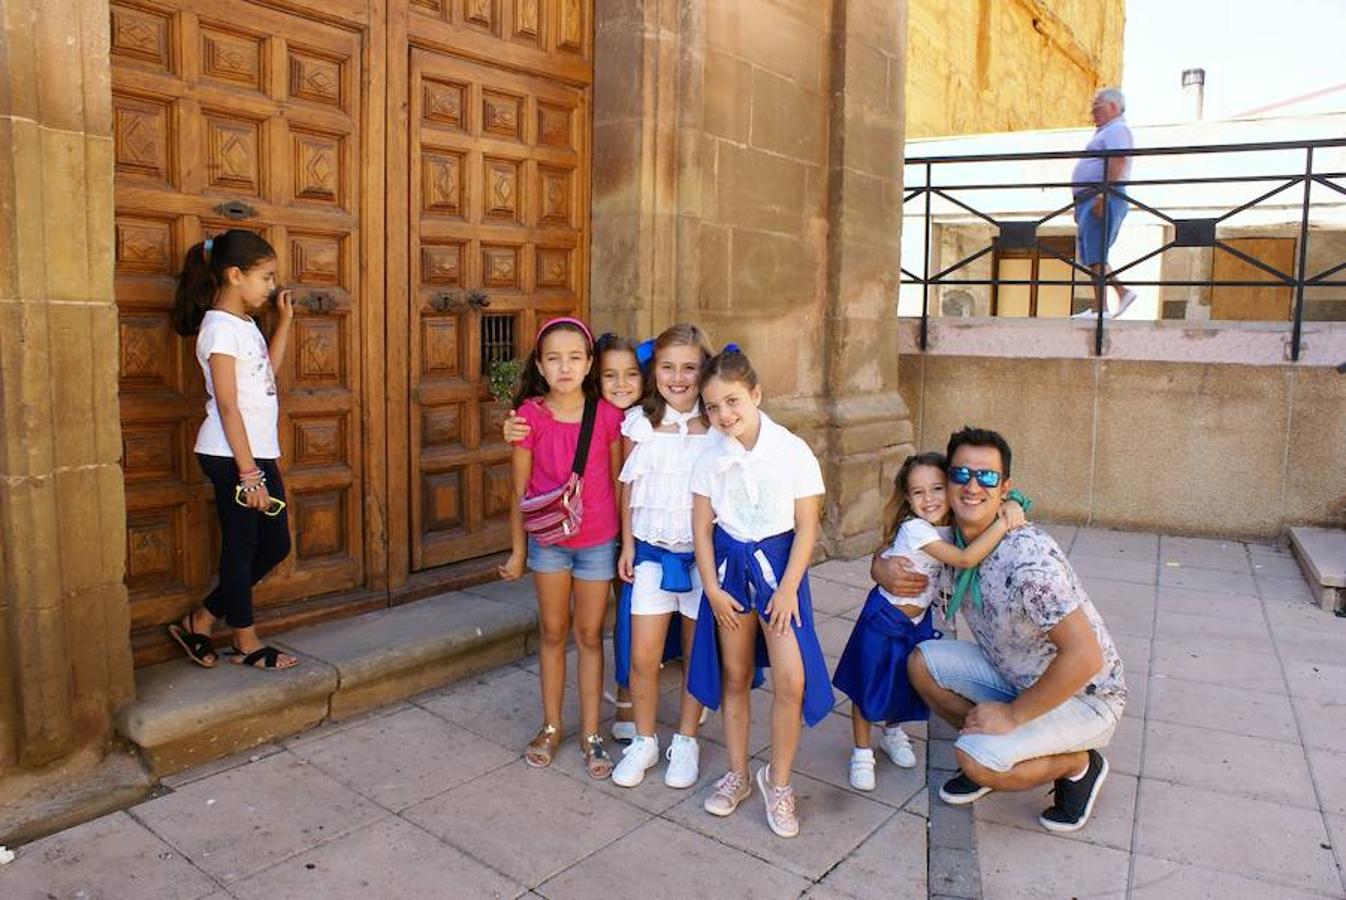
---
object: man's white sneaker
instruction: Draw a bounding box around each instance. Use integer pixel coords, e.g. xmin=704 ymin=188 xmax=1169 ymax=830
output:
xmin=878 ymin=725 xmax=917 ymax=769
xmin=664 ymin=734 xmax=700 ymax=788
xmin=611 ymin=734 xmax=660 ymax=787
xmin=849 ymin=748 xmax=876 ymax=791
xmin=1114 ymin=289 xmax=1138 ymax=318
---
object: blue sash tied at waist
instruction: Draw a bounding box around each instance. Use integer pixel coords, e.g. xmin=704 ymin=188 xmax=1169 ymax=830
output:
xmin=613 ymin=539 xmax=690 ymax=687
xmin=687 ymin=527 xmax=834 ymax=727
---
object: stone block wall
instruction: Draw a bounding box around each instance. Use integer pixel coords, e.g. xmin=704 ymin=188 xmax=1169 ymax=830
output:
xmin=0 ymin=0 xmax=133 ymax=781
xmin=591 ymin=0 xmax=915 ymax=556
xmin=906 ymin=0 xmax=1124 ymax=138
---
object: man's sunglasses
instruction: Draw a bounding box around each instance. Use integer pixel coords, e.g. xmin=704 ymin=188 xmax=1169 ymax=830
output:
xmin=948 ymin=466 xmax=1002 ymax=489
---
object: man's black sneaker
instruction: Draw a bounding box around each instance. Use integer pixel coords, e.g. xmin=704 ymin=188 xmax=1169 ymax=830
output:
xmin=939 ymin=770 xmax=992 ymax=805
xmin=1039 ymin=750 xmax=1110 ymax=832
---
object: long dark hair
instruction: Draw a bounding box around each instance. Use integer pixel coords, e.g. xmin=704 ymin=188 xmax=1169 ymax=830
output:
xmin=171 ymin=229 xmax=277 ymax=336
xmin=882 ymin=451 xmax=949 ymax=546
xmin=512 ymin=320 xmax=599 ymax=408
xmin=641 ymin=323 xmax=713 ymax=427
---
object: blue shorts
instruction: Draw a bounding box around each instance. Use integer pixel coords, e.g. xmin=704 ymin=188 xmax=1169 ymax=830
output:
xmin=917 ymin=638 xmax=1118 ymax=773
xmin=527 ymin=536 xmax=617 ymax=581
xmin=1075 ymin=191 xmax=1128 ymax=267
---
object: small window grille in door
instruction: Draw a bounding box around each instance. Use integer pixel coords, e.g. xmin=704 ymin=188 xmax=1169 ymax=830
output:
xmin=481 ymin=314 xmax=516 ymax=374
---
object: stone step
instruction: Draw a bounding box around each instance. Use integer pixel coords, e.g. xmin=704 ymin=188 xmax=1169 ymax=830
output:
xmin=1288 ymin=526 xmax=1346 ymax=613
xmin=117 ymin=582 xmax=537 ymax=776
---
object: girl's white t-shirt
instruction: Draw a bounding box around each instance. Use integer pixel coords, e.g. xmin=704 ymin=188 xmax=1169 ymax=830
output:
xmin=879 ymin=517 xmax=952 ymax=616
xmin=689 ymin=411 xmax=824 ymax=542
xmin=193 ymin=310 xmax=281 ymax=459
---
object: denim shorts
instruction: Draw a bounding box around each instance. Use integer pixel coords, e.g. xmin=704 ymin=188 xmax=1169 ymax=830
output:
xmin=1074 ymin=191 xmax=1128 ymax=266
xmin=527 ymin=537 xmax=617 ymax=581
xmin=917 ymin=638 xmax=1119 ymax=773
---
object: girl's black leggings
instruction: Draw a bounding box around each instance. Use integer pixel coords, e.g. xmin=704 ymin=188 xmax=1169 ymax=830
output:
xmin=197 ymin=454 xmax=292 ymax=629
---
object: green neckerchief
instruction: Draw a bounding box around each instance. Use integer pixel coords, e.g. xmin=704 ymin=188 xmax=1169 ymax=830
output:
xmin=945 ymin=489 xmax=1034 ymax=621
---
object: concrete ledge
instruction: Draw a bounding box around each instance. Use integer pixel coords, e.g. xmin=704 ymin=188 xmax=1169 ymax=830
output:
xmin=279 ymin=587 xmax=537 ymax=721
xmin=116 ymin=585 xmax=538 ymax=776
xmin=1289 ymin=526 xmax=1346 ymax=612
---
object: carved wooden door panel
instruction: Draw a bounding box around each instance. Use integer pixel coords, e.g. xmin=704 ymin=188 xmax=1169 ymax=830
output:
xmin=111 ymin=0 xmax=365 ymax=655
xmin=408 ymin=45 xmax=589 ymax=570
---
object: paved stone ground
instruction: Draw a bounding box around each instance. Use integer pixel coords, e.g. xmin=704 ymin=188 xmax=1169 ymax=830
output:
xmin=5 ymin=527 xmax=1346 ymax=899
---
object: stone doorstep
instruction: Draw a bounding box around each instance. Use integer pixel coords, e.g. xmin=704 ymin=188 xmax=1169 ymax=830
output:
xmin=116 ymin=585 xmax=538 ymax=778
xmin=1288 ymin=526 xmax=1346 ymax=612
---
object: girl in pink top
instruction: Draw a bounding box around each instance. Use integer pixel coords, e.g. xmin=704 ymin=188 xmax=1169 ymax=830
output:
xmin=499 ymin=317 xmax=623 ymax=778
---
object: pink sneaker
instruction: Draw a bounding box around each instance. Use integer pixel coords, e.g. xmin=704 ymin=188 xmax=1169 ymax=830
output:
xmin=703 ymin=769 xmax=751 ymax=817
xmin=756 ymin=765 xmax=799 ymax=838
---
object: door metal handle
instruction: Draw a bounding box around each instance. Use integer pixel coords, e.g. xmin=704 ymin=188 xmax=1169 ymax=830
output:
xmin=430 ymin=290 xmax=462 ymax=312
xmin=213 ymin=200 xmax=258 ymax=220
xmin=467 ymin=289 xmax=490 ymax=309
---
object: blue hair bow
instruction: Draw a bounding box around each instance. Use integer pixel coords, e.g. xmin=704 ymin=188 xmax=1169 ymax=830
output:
xmin=723 ymin=342 xmax=740 ymax=354
xmin=635 ymin=338 xmax=655 ymax=370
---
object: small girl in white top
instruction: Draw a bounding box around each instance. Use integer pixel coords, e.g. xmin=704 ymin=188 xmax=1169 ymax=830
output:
xmin=833 ymin=452 xmax=1025 ymax=791
xmin=166 ymin=229 xmax=298 ymax=672
xmin=610 ymin=325 xmax=714 ymax=790
xmin=686 ymin=347 xmax=833 ymax=839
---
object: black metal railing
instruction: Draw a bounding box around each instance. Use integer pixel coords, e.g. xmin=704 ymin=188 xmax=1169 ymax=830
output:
xmin=901 ymin=137 xmax=1346 ymax=359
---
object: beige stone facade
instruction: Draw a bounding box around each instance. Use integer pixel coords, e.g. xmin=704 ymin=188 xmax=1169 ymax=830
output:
xmin=906 ymin=0 xmax=1124 ymax=138
xmin=591 ymin=0 xmax=913 ymax=558
xmin=0 ymin=0 xmax=915 ymax=838
xmin=0 ymin=0 xmax=147 ymax=836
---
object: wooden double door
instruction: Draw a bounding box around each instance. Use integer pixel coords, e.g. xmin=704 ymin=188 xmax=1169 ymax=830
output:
xmin=111 ymin=0 xmax=591 ymax=663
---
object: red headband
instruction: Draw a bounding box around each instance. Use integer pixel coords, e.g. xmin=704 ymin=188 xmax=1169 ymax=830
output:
xmin=536 ymin=316 xmax=593 ymax=347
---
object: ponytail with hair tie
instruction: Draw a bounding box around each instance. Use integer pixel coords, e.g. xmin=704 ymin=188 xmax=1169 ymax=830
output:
xmin=170 ymin=228 xmax=277 ymax=336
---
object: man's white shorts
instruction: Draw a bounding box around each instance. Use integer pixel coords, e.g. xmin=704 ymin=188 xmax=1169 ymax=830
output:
xmin=917 ymin=638 xmax=1119 ymax=773
xmin=630 ymin=560 xmax=701 ymax=619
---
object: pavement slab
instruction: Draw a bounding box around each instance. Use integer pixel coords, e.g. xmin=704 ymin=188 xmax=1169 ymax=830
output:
xmin=1133 ymin=778 xmax=1340 ymax=896
xmin=1141 ymin=720 xmax=1318 ymax=809
xmin=976 ymin=819 xmax=1132 ymax=899
xmin=130 ymin=751 xmax=387 ymax=884
xmin=227 ymin=816 xmax=526 ymax=900
xmin=816 ymin=810 xmax=927 ymax=899
xmin=1148 ymin=675 xmax=1299 ymax=741
xmin=401 ymin=760 xmax=650 ymax=888
xmin=538 ymin=817 xmax=810 ymax=899
xmin=1130 ymin=854 xmax=1335 ymax=900
xmin=1 ymin=810 xmax=220 ymax=900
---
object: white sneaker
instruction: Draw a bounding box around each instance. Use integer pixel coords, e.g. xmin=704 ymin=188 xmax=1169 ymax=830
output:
xmin=1114 ymin=289 xmax=1138 ymax=318
xmin=849 ymin=748 xmax=876 ymax=791
xmin=611 ymin=734 xmax=660 ymax=787
xmin=611 ymin=720 xmax=637 ymax=744
xmin=664 ymin=733 xmax=700 ymax=788
xmin=1071 ymin=308 xmax=1114 ymax=320
xmin=879 ymin=725 xmax=917 ymax=769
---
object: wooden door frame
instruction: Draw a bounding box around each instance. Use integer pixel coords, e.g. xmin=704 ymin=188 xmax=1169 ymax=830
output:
xmin=383 ymin=0 xmax=593 ymax=594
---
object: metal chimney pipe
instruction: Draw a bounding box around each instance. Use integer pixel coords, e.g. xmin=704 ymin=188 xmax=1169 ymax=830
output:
xmin=1182 ymin=67 xmax=1206 ymax=120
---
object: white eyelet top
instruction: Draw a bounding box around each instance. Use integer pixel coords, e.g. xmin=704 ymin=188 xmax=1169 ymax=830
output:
xmin=618 ymin=404 xmax=710 ymax=552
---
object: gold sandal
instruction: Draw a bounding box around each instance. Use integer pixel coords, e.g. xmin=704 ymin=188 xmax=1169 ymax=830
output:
xmin=582 ymin=733 xmax=613 ymax=780
xmin=525 ymin=723 xmax=560 ymax=768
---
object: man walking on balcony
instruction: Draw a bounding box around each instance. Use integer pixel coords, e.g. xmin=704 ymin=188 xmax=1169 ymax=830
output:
xmin=1071 ymin=87 xmax=1138 ymax=320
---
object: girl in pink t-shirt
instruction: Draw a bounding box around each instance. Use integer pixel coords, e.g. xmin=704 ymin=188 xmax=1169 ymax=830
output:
xmin=499 ymin=317 xmax=623 ymax=778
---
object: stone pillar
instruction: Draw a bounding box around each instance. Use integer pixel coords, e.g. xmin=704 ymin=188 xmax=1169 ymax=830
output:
xmin=0 ymin=0 xmax=133 ymax=781
xmin=590 ymin=0 xmax=915 ymax=556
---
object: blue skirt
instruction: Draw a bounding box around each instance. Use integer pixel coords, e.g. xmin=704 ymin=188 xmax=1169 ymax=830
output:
xmin=687 ymin=528 xmax=834 ymax=727
xmin=832 ymin=587 xmax=941 ymax=725
xmin=613 ymin=540 xmax=688 ymax=688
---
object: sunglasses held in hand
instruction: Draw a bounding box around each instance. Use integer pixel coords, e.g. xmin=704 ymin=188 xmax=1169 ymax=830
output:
xmin=234 ymin=484 xmax=287 ymax=516
xmin=948 ymin=466 xmax=1002 ymax=489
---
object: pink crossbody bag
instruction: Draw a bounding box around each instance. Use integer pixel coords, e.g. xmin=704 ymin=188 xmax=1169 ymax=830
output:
xmin=520 ymin=396 xmax=597 ymax=546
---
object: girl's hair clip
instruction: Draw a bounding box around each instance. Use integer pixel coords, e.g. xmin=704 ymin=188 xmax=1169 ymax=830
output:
xmin=723 ymin=342 xmax=740 ymax=354
xmin=203 ymin=237 xmax=214 ymax=260
xmin=634 ymin=338 xmax=655 ymax=369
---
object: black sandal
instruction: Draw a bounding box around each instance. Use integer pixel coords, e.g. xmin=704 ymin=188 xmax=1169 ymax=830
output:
xmin=167 ymin=616 xmax=217 ymax=668
xmin=226 ymin=644 xmax=298 ymax=671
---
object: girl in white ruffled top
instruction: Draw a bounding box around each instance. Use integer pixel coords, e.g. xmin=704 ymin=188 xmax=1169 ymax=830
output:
xmin=610 ymin=324 xmax=715 ymax=789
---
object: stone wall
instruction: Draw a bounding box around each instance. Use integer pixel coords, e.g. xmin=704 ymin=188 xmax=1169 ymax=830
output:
xmin=591 ymin=0 xmax=914 ymax=556
xmin=0 ymin=0 xmax=137 ymax=811
xmin=906 ymin=0 xmax=1124 ymax=138
xmin=898 ymin=319 xmax=1346 ymax=536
